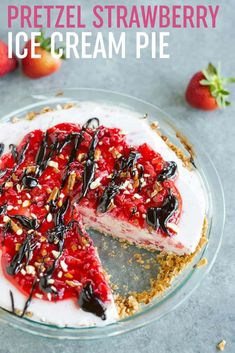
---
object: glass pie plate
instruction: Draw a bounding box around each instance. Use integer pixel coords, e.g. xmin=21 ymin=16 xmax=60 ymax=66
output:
xmin=0 ymin=88 xmax=225 ymax=339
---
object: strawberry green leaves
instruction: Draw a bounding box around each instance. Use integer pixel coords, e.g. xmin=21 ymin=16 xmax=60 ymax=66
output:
xmin=36 ymin=30 xmax=66 ymax=59
xmin=200 ymin=63 xmax=235 ymax=108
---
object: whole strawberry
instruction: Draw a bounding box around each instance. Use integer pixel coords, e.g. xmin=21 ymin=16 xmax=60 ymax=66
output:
xmin=0 ymin=40 xmax=18 ymax=77
xmin=186 ymin=63 xmax=235 ymax=110
xmin=22 ymin=31 xmax=65 ymax=79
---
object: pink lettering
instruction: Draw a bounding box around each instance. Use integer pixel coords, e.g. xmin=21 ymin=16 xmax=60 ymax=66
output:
xmin=141 ymin=5 xmax=158 ymax=28
xmin=159 ymin=6 xmax=170 ymax=28
xmin=197 ymin=6 xmax=208 ymax=28
xmin=93 ymin=5 xmax=103 ymax=28
xmin=209 ymin=5 xmax=220 ymax=28
xmin=8 ymin=5 xmax=18 ymax=28
xmin=55 ymin=6 xmax=64 ymax=28
xmin=183 ymin=6 xmax=194 ymax=28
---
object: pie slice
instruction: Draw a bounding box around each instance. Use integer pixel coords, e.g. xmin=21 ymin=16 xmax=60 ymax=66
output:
xmin=0 ymin=102 xmax=206 ymax=326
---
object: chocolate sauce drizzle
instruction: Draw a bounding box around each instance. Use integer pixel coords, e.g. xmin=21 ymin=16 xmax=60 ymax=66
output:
xmin=6 ymin=233 xmax=37 ymax=276
xmin=9 ymin=290 xmax=15 ymax=314
xmin=60 ymin=133 xmax=83 ymax=189
xmin=0 ymin=140 xmax=30 ymax=194
xmin=146 ymin=191 xmax=178 ymax=236
xmin=11 ymin=215 xmax=39 ymax=230
xmin=0 ymin=203 xmax=7 ymax=215
xmin=97 ymin=151 xmax=141 ymax=213
xmin=0 ymin=143 xmax=4 ymax=158
xmin=0 ymin=169 xmax=7 ymax=178
xmin=138 ymin=164 xmax=144 ymax=192
xmin=157 ymin=161 xmax=177 ymax=182
xmin=20 ymin=278 xmax=37 ymax=318
xmin=39 ymin=197 xmax=71 ymax=294
xmin=9 ymin=144 xmax=18 ymax=161
xmin=78 ymin=282 xmax=106 ymax=320
xmin=80 ymin=126 xmax=100 ymax=199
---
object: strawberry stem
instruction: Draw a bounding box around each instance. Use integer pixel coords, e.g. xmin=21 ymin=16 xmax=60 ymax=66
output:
xmin=200 ymin=63 xmax=235 ymax=108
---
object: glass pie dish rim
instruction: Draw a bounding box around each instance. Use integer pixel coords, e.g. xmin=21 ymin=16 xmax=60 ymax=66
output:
xmin=0 ymin=88 xmax=225 ymax=340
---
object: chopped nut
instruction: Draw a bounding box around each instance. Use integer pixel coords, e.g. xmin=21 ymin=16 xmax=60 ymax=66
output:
xmin=111 ymin=148 xmax=122 ymax=159
xmin=46 ymin=187 xmax=52 ymax=194
xmin=151 ymin=190 xmax=158 ymax=198
xmin=35 ymin=293 xmax=43 ymax=299
xmin=12 ymin=173 xmax=18 ymax=181
xmin=57 ymin=199 xmax=63 ymax=207
xmin=52 ymin=250 xmax=60 ymax=259
xmin=90 ymin=177 xmax=101 ymax=190
xmin=9 ymin=219 xmax=23 ymax=235
xmin=22 ymin=200 xmax=30 ymax=207
xmin=15 ymin=243 xmax=21 ymax=251
xmin=47 ymin=278 xmax=55 ymax=284
xmin=26 ymin=165 xmax=37 ymax=174
xmin=77 ymin=153 xmax=86 ymax=162
xmin=47 ymin=213 xmax=53 ymax=222
xmin=60 ymin=259 xmax=68 ymax=272
xmin=7 ymin=205 xmax=14 ymax=211
xmin=154 ymin=181 xmax=163 ymax=192
xmin=133 ymin=179 xmax=140 ymax=189
xmin=5 ymin=181 xmax=13 ymax=188
xmin=26 ymin=265 xmax=36 ymax=275
xmin=94 ymin=149 xmax=101 ymax=161
xmin=133 ymin=193 xmax=142 ymax=199
xmin=65 ymin=280 xmax=81 ymax=287
xmin=16 ymin=184 xmax=22 ymax=193
xmin=20 ymin=268 xmax=26 ymax=276
xmin=27 ymin=229 xmax=34 ymax=235
xmin=47 ymin=160 xmax=59 ymax=169
xmin=217 ymin=340 xmax=226 ymax=351
xmin=47 ymin=186 xmax=59 ymax=203
xmin=57 ymin=271 xmax=63 ymax=278
xmin=3 ymin=216 xmax=10 ymax=223
xmin=64 ymin=273 xmax=73 ymax=279
xmin=67 ymin=172 xmax=76 ymax=191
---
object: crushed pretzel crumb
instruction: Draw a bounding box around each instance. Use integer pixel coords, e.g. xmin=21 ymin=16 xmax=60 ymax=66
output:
xmin=217 ymin=340 xmax=226 ymax=351
xmin=195 ymin=257 xmax=208 ymax=268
